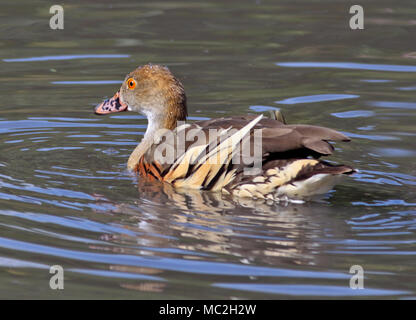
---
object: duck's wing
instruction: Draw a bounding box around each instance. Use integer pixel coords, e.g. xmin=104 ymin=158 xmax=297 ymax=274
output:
xmin=194 ymin=115 xmax=350 ymax=160
xmin=137 ymin=115 xmax=352 ymax=192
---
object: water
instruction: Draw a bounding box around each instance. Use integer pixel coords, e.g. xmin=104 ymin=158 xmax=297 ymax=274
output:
xmin=0 ymin=0 xmax=415 ymax=299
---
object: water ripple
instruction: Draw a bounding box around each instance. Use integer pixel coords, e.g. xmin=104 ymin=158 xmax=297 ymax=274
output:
xmin=213 ymin=283 xmax=409 ymax=296
xmin=0 ymin=237 xmax=351 ymax=278
xmin=277 ymin=62 xmax=416 ymax=72
xmin=331 ymin=110 xmax=375 ymax=118
xmin=275 ymin=94 xmax=359 ymax=104
xmin=368 ymin=101 xmax=416 ymax=110
xmin=3 ymin=54 xmax=130 ymax=62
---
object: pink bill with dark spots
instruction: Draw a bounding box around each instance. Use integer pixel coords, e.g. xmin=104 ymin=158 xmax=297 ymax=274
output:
xmin=95 ymin=91 xmax=128 ymax=114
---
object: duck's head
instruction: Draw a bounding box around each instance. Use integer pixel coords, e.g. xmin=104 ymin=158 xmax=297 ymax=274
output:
xmin=95 ymin=64 xmax=187 ymax=130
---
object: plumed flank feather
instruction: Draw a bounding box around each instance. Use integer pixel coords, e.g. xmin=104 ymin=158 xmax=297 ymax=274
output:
xmin=163 ymin=144 xmax=207 ymax=183
xmin=198 ymin=114 xmax=263 ymax=165
xmin=166 ymin=114 xmax=263 ymax=189
xmin=138 ymin=113 xmax=353 ymax=195
xmin=191 ymin=127 xmax=232 ymax=165
xmin=211 ymin=169 xmax=236 ymax=192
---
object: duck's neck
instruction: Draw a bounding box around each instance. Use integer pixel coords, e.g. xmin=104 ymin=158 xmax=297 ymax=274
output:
xmin=127 ymin=103 xmax=187 ymax=171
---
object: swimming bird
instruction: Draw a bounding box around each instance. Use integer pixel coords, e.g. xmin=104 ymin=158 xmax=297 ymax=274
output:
xmin=95 ymin=64 xmax=354 ymax=201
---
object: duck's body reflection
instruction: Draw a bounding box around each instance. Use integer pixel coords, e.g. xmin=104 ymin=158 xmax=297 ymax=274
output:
xmin=90 ymin=177 xmax=347 ymax=295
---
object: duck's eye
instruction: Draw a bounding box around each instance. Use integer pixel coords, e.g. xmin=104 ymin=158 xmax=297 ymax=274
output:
xmin=127 ymin=78 xmax=136 ymax=89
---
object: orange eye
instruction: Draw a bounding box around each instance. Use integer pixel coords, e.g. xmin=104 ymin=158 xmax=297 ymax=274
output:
xmin=127 ymin=78 xmax=136 ymax=89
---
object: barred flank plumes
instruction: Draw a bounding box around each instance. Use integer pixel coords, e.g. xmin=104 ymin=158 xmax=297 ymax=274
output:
xmin=138 ymin=114 xmax=354 ymax=200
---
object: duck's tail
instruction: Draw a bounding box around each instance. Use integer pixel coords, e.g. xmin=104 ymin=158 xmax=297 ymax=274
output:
xmin=229 ymin=159 xmax=354 ymax=201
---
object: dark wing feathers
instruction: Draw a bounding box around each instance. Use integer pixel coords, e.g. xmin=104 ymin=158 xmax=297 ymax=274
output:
xmin=259 ymin=124 xmax=349 ymax=156
xmin=301 ymin=137 xmax=334 ymax=155
xmin=193 ymin=117 xmax=349 ymax=157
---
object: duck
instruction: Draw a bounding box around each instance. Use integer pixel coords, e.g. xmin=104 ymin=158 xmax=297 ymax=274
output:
xmin=95 ymin=64 xmax=354 ymax=201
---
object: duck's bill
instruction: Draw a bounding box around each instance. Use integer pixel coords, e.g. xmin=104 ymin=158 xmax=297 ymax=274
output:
xmin=94 ymin=91 xmax=128 ymax=114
